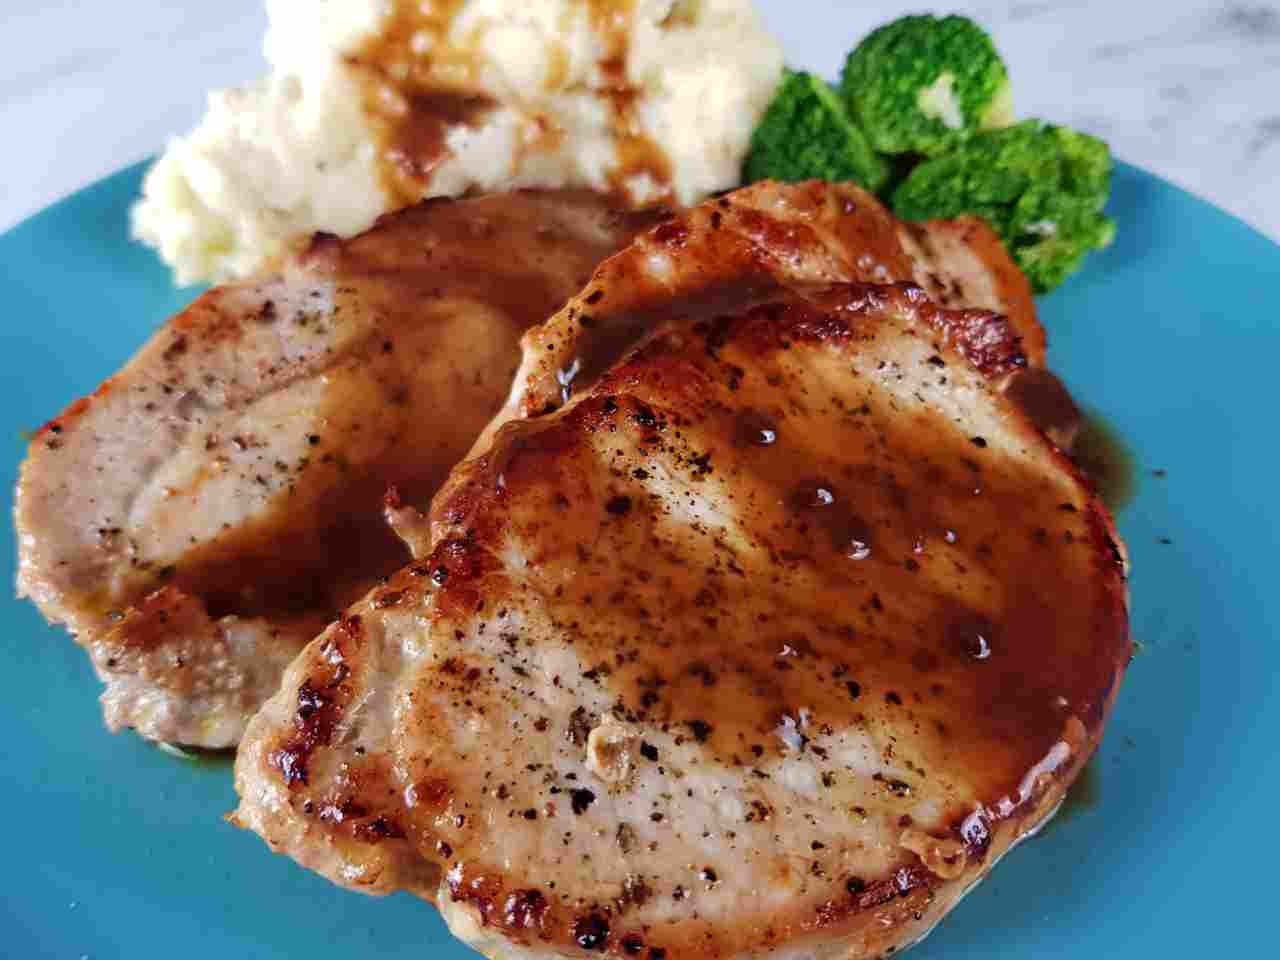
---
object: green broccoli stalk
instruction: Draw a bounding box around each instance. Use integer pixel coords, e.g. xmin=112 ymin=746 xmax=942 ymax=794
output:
xmin=840 ymin=15 xmax=1013 ymax=157
xmin=743 ymin=69 xmax=891 ymax=192
xmin=892 ymin=121 xmax=1116 ymax=293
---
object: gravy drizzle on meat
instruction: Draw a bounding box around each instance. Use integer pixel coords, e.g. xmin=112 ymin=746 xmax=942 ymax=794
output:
xmin=15 ymin=190 xmax=660 ymax=748
xmin=233 ymin=182 xmax=1130 ymax=960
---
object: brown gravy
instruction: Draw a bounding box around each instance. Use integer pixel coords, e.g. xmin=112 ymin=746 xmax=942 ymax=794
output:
xmin=350 ymin=0 xmax=674 ymax=208
xmin=1073 ymin=413 xmax=1138 ymax=513
xmin=133 ymin=193 xmax=659 ymax=630
xmin=1004 ymin=367 xmax=1136 ymax=513
xmin=453 ymin=296 xmax=1129 ymax=827
xmin=347 ymin=0 xmax=493 ymax=206
xmin=588 ymin=0 xmax=674 ymax=199
xmin=1004 ymin=367 xmax=1081 ymax=441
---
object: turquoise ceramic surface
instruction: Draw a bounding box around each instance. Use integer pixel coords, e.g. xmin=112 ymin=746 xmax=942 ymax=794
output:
xmin=3 ymin=159 xmax=1278 ymax=958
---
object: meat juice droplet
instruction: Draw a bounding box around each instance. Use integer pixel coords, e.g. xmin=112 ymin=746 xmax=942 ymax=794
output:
xmin=734 ymin=411 xmax=779 ymax=449
xmin=847 ymin=540 xmax=872 ymax=561
xmin=968 ymin=634 xmax=992 ymax=661
xmin=791 ymin=481 xmax=839 ymax=512
xmin=557 ymin=356 xmax=583 ymax=404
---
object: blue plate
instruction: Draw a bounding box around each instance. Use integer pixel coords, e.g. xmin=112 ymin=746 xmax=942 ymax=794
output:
xmin=3 ymin=159 xmax=1277 ymax=958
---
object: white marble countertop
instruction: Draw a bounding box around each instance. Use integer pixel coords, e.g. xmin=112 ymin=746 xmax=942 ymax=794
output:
xmin=3 ymin=0 xmax=1278 ymax=240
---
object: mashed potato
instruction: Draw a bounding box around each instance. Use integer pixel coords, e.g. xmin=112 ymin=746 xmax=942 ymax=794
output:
xmin=133 ymin=0 xmax=783 ymax=285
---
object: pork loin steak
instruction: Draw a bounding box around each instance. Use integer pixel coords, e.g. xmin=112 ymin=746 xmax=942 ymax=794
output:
xmin=234 ymin=191 xmax=1128 ymax=960
xmin=14 ymin=190 xmax=659 ymax=747
xmin=479 ymin=180 xmax=1043 ymax=462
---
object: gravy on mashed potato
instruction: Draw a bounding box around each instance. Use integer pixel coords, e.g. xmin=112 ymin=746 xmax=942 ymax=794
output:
xmin=132 ymin=0 xmax=783 ymax=286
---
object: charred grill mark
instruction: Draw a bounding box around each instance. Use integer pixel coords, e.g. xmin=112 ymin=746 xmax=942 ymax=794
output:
xmin=268 ymin=615 xmax=362 ymax=787
xmin=447 ymin=866 xmax=503 ymax=928
xmin=721 ymin=283 xmax=1026 ymax=381
xmin=352 ymin=814 xmax=406 ymax=842
xmin=653 ymin=220 xmax=691 ymax=249
xmin=572 ymin=913 xmax=611 ymax=951
xmin=424 ymin=535 xmax=492 ymax=615
xmin=733 ymin=208 xmax=823 ymax=270
xmin=269 ymin=681 xmax=335 ymax=788
xmin=504 ymin=889 xmax=550 ymax=931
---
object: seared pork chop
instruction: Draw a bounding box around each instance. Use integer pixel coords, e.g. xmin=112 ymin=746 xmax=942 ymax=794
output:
xmin=477 ymin=181 xmax=1042 ymax=459
xmin=14 ymin=191 xmax=658 ymax=747
xmin=234 ymin=186 xmax=1129 ymax=960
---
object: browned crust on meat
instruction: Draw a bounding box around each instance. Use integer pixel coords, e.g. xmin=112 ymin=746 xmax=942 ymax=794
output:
xmin=16 ymin=190 xmax=659 ymax=747
xmin=899 ymin=217 xmax=1044 ymax=367
xmin=750 ymin=282 xmax=1026 ymax=379
xmin=936 ymin=217 xmax=1041 ymax=360
xmin=267 ymin=613 xmax=365 ymax=788
xmin=101 ymin=586 xmax=212 ymax=654
xmin=474 ymin=181 xmax=1045 ymax=463
xmin=234 ymin=272 xmax=1128 ymax=960
xmin=432 ymin=293 xmax=1123 ymax=955
xmin=507 ymin=181 xmax=918 ymax=420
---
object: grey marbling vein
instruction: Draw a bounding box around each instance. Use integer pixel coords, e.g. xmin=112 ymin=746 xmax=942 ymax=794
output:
xmin=1 ymin=0 xmax=1277 ymax=241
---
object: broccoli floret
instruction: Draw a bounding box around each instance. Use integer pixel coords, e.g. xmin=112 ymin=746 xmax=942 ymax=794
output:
xmin=840 ymin=15 xmax=1013 ymax=157
xmin=891 ymin=121 xmax=1116 ymax=293
xmin=744 ymin=69 xmax=890 ymax=192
